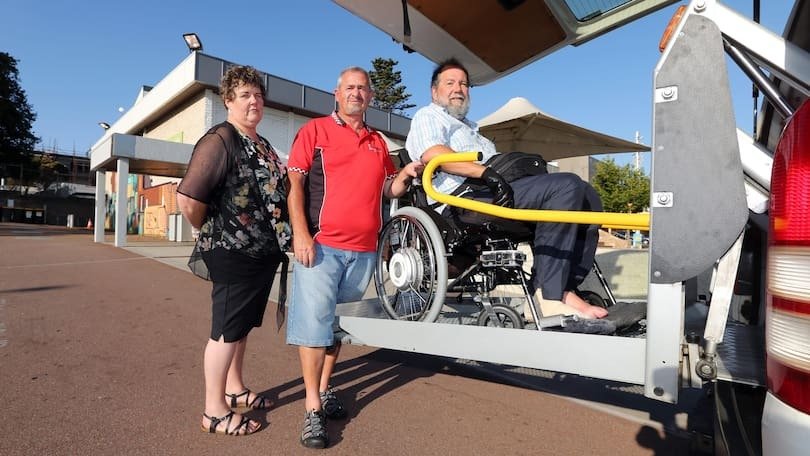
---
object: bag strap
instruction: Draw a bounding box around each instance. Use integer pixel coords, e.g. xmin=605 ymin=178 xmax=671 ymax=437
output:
xmin=274 ymin=254 xmax=290 ymax=331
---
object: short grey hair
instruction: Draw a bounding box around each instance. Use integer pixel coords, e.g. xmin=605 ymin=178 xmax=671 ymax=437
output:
xmin=336 ymin=66 xmax=371 ymax=88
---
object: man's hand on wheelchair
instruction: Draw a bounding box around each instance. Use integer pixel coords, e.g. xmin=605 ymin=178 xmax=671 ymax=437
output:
xmin=482 ymin=167 xmax=514 ymax=208
xmin=388 ymin=161 xmax=425 ymax=198
xmin=402 ymin=160 xmax=424 ymax=178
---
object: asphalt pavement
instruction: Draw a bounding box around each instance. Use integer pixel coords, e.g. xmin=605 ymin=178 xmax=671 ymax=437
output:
xmin=0 ymin=222 xmax=702 ymax=455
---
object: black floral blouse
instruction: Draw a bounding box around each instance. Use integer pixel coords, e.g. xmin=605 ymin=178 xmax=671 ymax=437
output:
xmin=178 ymin=121 xmax=291 ymax=259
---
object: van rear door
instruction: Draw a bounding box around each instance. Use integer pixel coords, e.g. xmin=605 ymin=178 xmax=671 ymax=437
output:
xmin=334 ymin=0 xmax=679 ymax=84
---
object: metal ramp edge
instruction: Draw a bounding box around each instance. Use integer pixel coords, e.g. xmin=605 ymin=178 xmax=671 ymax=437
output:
xmin=333 ymin=299 xmax=647 ymax=385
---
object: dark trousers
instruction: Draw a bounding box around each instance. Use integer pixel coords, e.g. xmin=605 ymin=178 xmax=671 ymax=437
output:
xmin=454 ymin=172 xmax=601 ymax=301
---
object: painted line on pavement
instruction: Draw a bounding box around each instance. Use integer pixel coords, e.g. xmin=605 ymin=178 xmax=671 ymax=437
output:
xmin=1 ymin=257 xmax=152 ymax=270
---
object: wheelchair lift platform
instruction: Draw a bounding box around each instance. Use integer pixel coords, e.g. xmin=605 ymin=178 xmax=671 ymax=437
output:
xmin=334 ymin=298 xmax=649 ymax=387
xmin=334 ymin=291 xmax=764 ymax=406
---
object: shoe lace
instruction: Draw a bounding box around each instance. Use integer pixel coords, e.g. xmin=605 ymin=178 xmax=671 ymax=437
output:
xmin=303 ymin=410 xmax=326 ymax=438
xmin=319 ymin=387 xmax=342 ymax=413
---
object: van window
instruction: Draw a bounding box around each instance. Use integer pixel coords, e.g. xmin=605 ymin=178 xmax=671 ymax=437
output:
xmin=565 ymin=0 xmax=633 ymax=21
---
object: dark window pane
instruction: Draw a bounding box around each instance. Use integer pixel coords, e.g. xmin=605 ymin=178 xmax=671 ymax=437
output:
xmin=564 ymin=0 xmax=632 ymax=21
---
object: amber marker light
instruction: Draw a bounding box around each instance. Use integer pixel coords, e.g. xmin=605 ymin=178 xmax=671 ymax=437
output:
xmin=658 ymin=5 xmax=688 ymax=52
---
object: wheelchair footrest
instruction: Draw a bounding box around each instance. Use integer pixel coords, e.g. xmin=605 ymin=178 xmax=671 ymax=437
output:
xmin=534 ymin=315 xmax=575 ymax=329
xmin=560 ymin=318 xmax=617 ymax=335
xmin=539 ymin=302 xmax=645 ymax=335
xmin=602 ymin=301 xmax=647 ymax=332
xmin=532 ymin=315 xmax=617 ymax=335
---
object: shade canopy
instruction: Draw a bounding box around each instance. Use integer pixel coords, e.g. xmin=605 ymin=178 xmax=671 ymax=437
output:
xmin=378 ymin=131 xmax=405 ymax=153
xmin=478 ymin=97 xmax=649 ymax=161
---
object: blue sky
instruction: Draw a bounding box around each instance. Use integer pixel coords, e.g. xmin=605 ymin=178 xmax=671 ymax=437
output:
xmin=0 ymin=0 xmax=796 ymax=173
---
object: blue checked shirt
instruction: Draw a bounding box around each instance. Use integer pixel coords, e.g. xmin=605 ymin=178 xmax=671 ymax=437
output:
xmin=406 ymin=103 xmax=499 ymax=204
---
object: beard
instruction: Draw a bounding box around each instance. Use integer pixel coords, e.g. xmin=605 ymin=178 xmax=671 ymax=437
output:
xmin=342 ymin=103 xmax=364 ymax=116
xmin=442 ymin=98 xmax=470 ymax=120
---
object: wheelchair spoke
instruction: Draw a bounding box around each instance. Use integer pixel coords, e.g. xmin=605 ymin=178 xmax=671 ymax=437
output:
xmin=393 ymin=287 xmax=428 ymax=320
xmin=375 ymin=208 xmax=447 ymax=322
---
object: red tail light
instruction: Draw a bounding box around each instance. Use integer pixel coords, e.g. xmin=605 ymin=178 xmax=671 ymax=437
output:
xmin=767 ymin=99 xmax=810 ymax=414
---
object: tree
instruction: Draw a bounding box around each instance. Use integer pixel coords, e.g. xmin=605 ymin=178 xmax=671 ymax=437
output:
xmin=369 ymin=57 xmax=415 ymax=114
xmin=591 ymin=157 xmax=650 ymax=214
xmin=0 ymin=52 xmax=38 ymax=177
xmin=32 ymin=153 xmax=68 ymax=192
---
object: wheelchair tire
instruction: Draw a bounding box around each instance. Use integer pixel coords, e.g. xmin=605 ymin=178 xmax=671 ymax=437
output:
xmin=375 ymin=207 xmax=447 ymax=322
xmin=577 ymin=290 xmax=607 ymax=309
xmin=477 ymin=304 xmax=524 ymax=329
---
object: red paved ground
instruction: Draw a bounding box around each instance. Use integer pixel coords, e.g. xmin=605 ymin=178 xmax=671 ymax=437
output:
xmin=0 ymin=223 xmax=691 ymax=455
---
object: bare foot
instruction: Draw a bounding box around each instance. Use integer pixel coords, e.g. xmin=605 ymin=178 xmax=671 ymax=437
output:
xmin=563 ymin=292 xmax=608 ymax=319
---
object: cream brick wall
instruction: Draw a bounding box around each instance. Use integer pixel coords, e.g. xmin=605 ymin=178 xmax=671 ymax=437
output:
xmin=143 ymin=92 xmax=210 ymax=145
xmin=144 ymin=88 xmax=318 ymax=169
xmin=212 ymin=90 xmax=227 ymax=127
xmin=555 ymin=156 xmax=599 ymax=182
xmin=209 ymin=92 xmax=310 ymax=162
xmin=259 ymin=110 xmax=312 ymax=161
xmin=141 ymin=92 xmax=214 ymax=188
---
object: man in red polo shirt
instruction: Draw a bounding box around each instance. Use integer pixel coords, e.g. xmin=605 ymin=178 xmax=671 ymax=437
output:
xmin=285 ymin=66 xmax=422 ymax=449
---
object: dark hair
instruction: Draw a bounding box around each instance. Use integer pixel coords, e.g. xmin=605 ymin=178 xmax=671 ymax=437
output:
xmin=219 ymin=65 xmax=266 ymax=104
xmin=431 ymin=58 xmax=470 ymax=88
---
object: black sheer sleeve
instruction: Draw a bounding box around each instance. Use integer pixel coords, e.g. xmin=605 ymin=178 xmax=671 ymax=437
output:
xmin=177 ymin=132 xmax=229 ymax=203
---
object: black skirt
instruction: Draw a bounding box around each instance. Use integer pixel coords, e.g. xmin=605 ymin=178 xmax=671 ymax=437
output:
xmin=203 ymin=248 xmax=283 ymax=342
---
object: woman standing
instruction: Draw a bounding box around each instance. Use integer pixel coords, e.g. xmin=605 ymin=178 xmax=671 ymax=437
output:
xmin=178 ymin=65 xmax=291 ymax=436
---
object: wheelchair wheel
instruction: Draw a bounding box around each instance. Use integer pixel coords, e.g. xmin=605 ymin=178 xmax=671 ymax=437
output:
xmin=577 ymin=290 xmax=607 ymax=308
xmin=477 ymin=304 xmax=524 ymax=329
xmin=375 ymin=207 xmax=447 ymax=322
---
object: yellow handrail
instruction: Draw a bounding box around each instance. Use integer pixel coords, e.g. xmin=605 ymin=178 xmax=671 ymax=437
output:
xmin=422 ymin=152 xmax=651 ymax=231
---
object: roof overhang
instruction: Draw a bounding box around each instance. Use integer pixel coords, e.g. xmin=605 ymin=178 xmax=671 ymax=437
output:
xmin=91 ymin=52 xmax=203 ymax=153
xmin=90 ymin=134 xmax=192 ymax=177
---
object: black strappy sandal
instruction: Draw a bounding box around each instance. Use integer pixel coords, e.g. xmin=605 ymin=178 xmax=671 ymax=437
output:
xmin=201 ymin=411 xmax=257 ymax=436
xmin=225 ymin=389 xmax=273 ymax=410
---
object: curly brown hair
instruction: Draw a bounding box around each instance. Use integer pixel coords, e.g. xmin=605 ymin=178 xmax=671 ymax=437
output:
xmin=219 ymin=65 xmax=266 ymax=104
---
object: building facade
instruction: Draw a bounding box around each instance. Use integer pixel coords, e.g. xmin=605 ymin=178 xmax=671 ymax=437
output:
xmin=90 ymin=52 xmax=410 ymax=245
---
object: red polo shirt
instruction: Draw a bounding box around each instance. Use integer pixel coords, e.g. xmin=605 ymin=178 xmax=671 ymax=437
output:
xmin=288 ymin=112 xmax=396 ymax=252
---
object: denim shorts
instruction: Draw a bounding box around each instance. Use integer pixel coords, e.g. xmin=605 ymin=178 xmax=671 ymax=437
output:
xmin=286 ymin=243 xmax=375 ymax=347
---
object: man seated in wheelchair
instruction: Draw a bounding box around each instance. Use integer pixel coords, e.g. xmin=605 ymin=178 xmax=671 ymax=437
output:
xmin=405 ymin=58 xmax=608 ymax=320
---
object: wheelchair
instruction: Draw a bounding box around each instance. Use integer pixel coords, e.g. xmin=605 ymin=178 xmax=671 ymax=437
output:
xmin=373 ymin=153 xmax=618 ymax=331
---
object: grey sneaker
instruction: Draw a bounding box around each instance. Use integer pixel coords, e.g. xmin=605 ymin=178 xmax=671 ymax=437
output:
xmin=319 ymin=386 xmax=348 ymax=420
xmin=301 ymin=409 xmax=328 ymax=449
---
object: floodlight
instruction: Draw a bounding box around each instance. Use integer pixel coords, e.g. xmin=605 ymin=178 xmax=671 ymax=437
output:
xmin=183 ymin=33 xmax=203 ymax=52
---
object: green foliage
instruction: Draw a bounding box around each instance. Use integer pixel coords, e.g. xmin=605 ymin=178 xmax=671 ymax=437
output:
xmin=369 ymin=57 xmax=415 ymax=114
xmin=592 ymin=157 xmax=650 ymax=213
xmin=0 ymin=52 xmax=38 ymax=173
xmin=32 ymin=153 xmax=68 ymax=191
